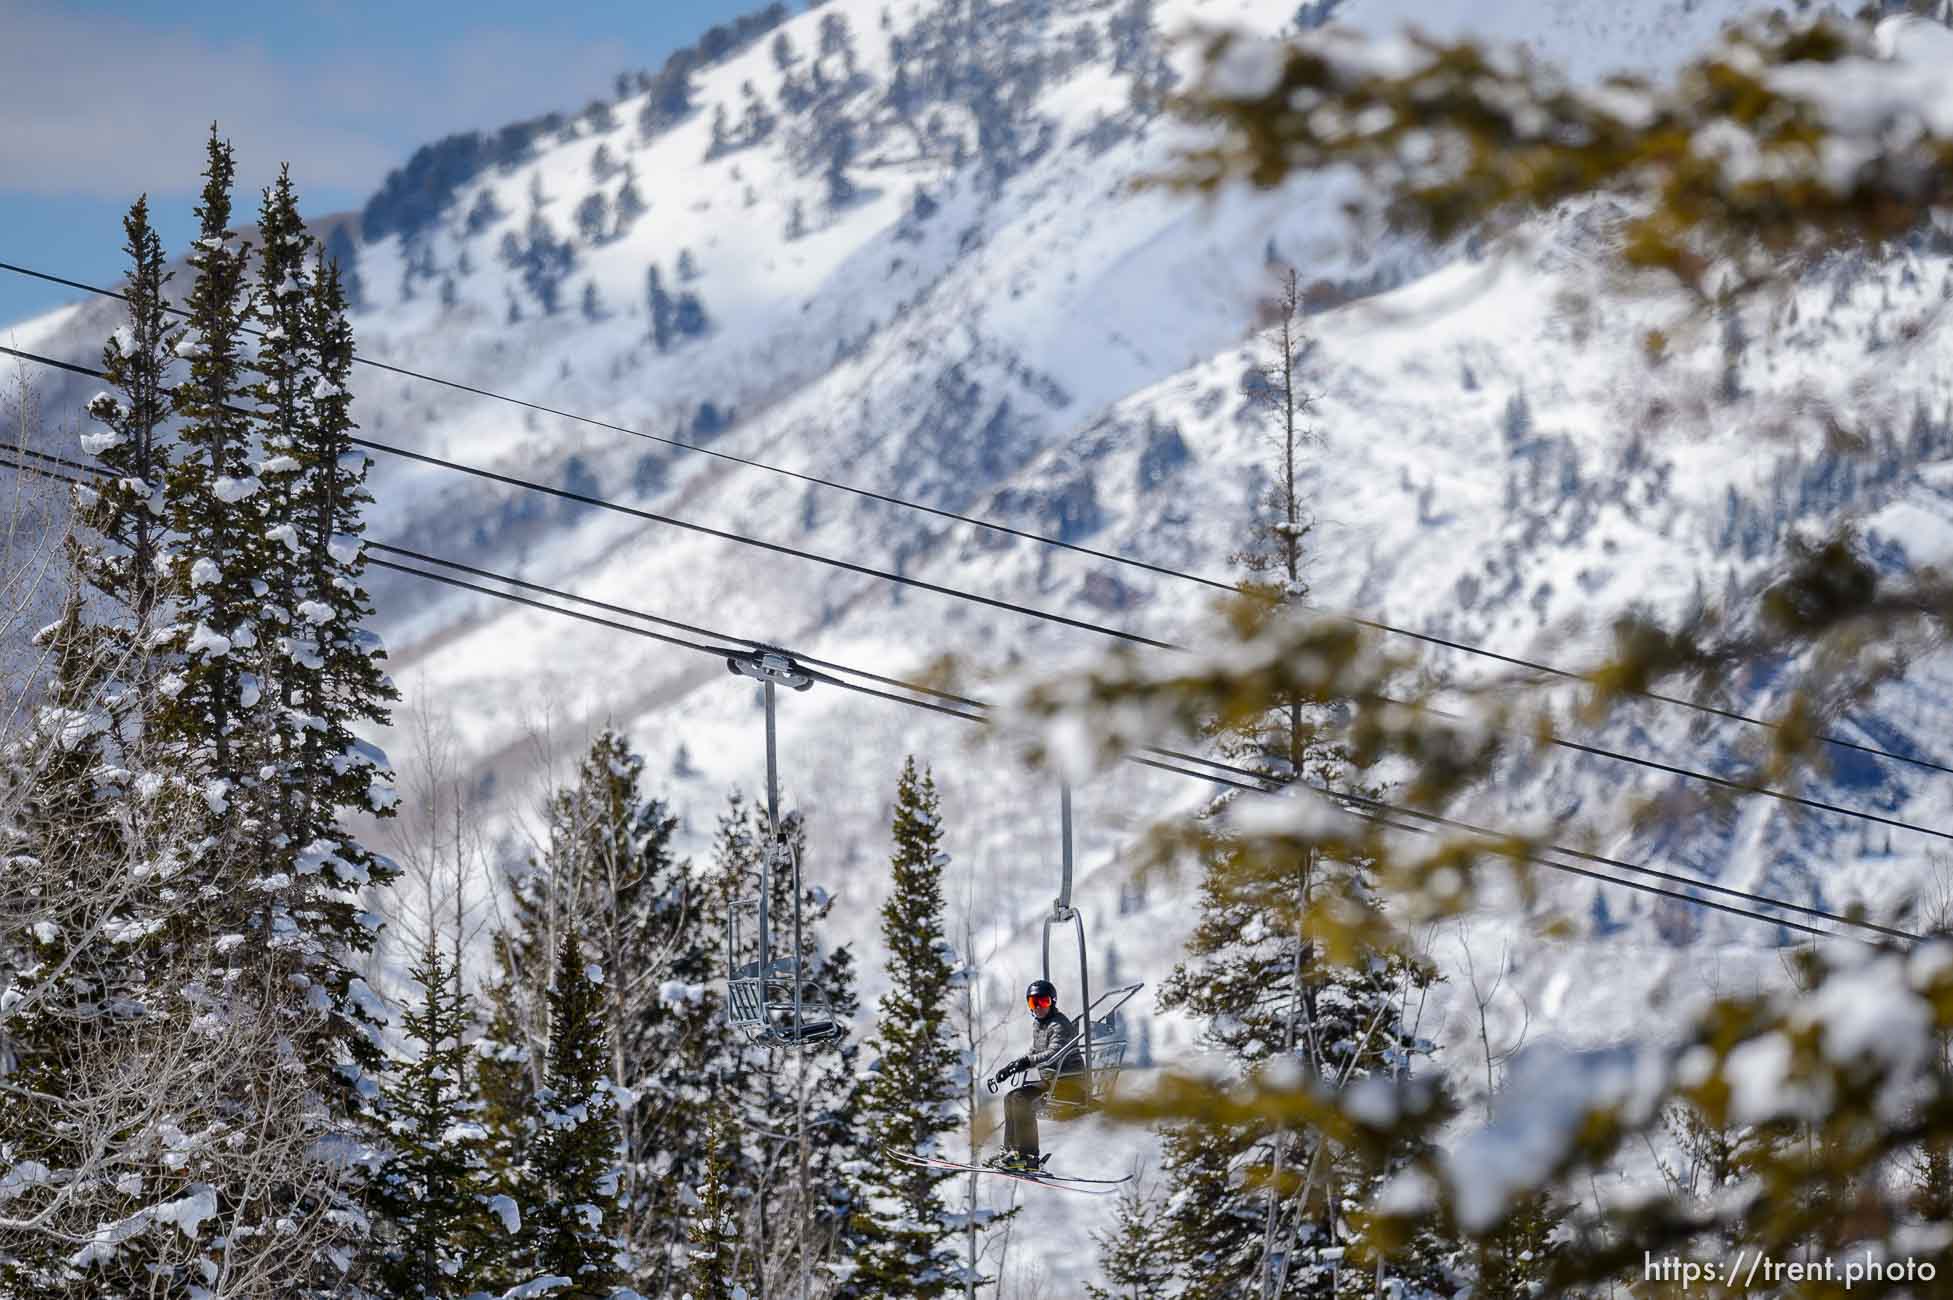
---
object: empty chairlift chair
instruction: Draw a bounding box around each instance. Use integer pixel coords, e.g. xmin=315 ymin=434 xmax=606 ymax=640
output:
xmin=726 ymin=839 xmax=842 ymax=1048
xmin=722 ymin=648 xmax=846 ymax=1052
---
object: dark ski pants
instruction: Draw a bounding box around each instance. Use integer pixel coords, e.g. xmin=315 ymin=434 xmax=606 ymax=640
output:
xmin=1005 ymin=1073 xmax=1088 ymax=1156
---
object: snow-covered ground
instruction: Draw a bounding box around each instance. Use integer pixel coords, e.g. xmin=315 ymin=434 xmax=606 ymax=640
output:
xmin=11 ymin=0 xmax=1953 ymax=1286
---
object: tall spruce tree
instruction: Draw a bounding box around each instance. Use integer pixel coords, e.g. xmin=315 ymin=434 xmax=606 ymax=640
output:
xmin=248 ymin=163 xmax=314 ymax=869
xmin=147 ymin=126 xmax=278 ymax=1007
xmin=614 ymin=167 xmax=648 ymax=237
xmin=75 ymin=194 xmax=178 ymax=723
xmin=146 ymin=129 xmax=360 ymax=1294
xmin=243 ymin=178 xmax=404 ymax=1287
xmin=509 ymin=930 xmax=626 ymax=1299
xmin=476 ymin=728 xmax=719 ymax=1296
xmin=155 ymin=126 xmax=262 ymax=794
xmin=238 ymin=169 xmax=356 ymax=1099
xmin=840 ymin=758 xmax=963 ymax=1296
xmin=370 ymin=936 xmax=497 ymax=1298
xmin=282 ymin=249 xmax=402 ymax=1087
xmin=1155 ymin=267 xmax=1449 ymax=1299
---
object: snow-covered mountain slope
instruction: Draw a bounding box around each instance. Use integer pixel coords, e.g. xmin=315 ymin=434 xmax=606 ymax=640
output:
xmin=11 ymin=0 xmax=1952 ymax=1284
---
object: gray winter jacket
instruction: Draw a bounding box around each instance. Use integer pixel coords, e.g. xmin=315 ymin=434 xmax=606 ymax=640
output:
xmin=1023 ymin=1007 xmax=1084 ymax=1080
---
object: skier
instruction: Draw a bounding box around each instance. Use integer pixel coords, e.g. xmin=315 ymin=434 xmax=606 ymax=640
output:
xmin=987 ymin=979 xmax=1087 ymax=1173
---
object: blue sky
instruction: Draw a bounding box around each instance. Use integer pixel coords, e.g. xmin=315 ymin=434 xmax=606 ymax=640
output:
xmin=0 ymin=0 xmax=760 ymax=327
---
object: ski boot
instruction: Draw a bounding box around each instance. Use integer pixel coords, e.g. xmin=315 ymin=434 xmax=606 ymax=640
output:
xmin=986 ymin=1150 xmax=1042 ymax=1174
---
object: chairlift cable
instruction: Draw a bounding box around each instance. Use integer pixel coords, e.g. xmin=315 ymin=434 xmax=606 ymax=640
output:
xmin=1 ymin=444 xmax=1914 ymax=943
xmin=8 ymin=340 xmax=1950 ymax=838
xmin=5 ymin=270 xmax=1950 ymax=781
xmin=4 ymin=445 xmax=1910 ymax=945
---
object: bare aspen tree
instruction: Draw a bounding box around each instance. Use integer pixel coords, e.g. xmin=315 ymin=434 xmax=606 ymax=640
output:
xmin=1455 ymin=923 xmax=1532 ymax=1119
xmin=950 ymin=886 xmax=1019 ymax=1297
xmin=389 ymin=693 xmax=496 ymax=967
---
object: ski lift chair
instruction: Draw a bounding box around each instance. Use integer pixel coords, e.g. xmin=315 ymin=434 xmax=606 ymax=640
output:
xmin=1030 ymin=785 xmax=1145 ymax=1118
xmin=726 ymin=842 xmax=843 ymax=1049
xmin=721 ymin=650 xmax=844 ymax=1051
xmin=1037 ymin=981 xmax=1144 ymax=1117
xmin=725 ymin=954 xmax=843 ymax=1047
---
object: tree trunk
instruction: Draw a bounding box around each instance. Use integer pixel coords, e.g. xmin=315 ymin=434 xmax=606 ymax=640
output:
xmin=797 ymin=1055 xmax=812 ymax=1300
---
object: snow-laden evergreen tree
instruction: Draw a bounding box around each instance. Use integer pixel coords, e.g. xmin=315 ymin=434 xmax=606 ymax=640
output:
xmin=1155 ymin=267 xmax=1453 ymax=1299
xmin=247 ymin=164 xmax=314 ymax=861
xmin=506 ymin=930 xmax=626 ymax=1299
xmin=838 ymin=758 xmax=962 ymax=1297
xmin=683 ymin=1111 xmax=743 ymax=1300
xmin=246 ymin=182 xmax=404 ymax=1289
xmin=370 ymin=936 xmax=497 ymax=1298
xmin=235 ymin=168 xmax=329 ymax=1067
xmin=154 ymin=126 xmax=263 ymax=795
xmin=574 ymin=191 xmax=611 ymax=245
xmin=2 ymin=140 xmax=397 ymax=1299
xmin=516 ymin=213 xmax=574 ymax=315
xmin=1086 ymin=1174 xmax=1175 ymax=1300
xmin=280 ymin=249 xmax=401 ymax=1084
xmin=478 ymin=980 xmax=541 ymax=1194
xmin=674 ymin=290 xmax=709 ymax=339
xmin=74 ymin=193 xmax=178 ymax=722
xmin=476 ymin=727 xmax=719 ymax=1296
xmin=142 ymin=122 xmax=275 ymax=1016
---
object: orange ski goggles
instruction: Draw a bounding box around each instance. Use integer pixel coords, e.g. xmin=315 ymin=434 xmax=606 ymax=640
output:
xmin=1027 ymin=993 xmax=1054 ymax=1012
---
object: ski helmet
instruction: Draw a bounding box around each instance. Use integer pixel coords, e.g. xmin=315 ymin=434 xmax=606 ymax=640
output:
xmin=1025 ymin=979 xmax=1058 ymax=1015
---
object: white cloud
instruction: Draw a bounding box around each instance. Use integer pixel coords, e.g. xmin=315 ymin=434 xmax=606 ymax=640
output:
xmin=0 ymin=3 xmax=634 ymax=204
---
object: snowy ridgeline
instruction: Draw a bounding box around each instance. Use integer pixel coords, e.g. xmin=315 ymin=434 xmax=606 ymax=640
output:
xmin=12 ymin=0 xmax=1953 ymax=1291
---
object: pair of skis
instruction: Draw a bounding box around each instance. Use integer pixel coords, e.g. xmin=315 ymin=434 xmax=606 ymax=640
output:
xmin=882 ymin=1146 xmax=1132 ymax=1195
